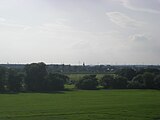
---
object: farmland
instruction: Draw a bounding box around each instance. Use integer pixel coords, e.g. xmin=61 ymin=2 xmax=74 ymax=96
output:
xmin=0 ymin=89 xmax=159 ymax=120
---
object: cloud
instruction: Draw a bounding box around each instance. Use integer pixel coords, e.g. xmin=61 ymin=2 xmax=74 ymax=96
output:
xmin=0 ymin=17 xmax=6 ymax=22
xmin=120 ymin=0 xmax=160 ymax=14
xmin=0 ymin=22 xmax=32 ymax=31
xmin=129 ymin=34 xmax=150 ymax=42
xmin=106 ymin=12 xmax=143 ymax=28
xmin=40 ymin=23 xmax=72 ymax=32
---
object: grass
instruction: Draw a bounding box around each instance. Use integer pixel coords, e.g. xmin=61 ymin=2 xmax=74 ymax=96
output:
xmin=67 ymin=73 xmax=106 ymax=81
xmin=0 ymin=89 xmax=159 ymax=120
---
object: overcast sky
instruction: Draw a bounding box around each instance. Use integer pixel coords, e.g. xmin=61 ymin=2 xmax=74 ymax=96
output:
xmin=0 ymin=0 xmax=160 ymax=65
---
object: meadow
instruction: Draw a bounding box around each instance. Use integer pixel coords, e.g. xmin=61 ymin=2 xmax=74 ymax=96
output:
xmin=67 ymin=73 xmax=106 ymax=81
xmin=0 ymin=89 xmax=160 ymax=120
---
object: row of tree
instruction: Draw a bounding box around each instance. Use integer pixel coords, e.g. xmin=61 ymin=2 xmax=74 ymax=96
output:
xmin=0 ymin=62 xmax=160 ymax=92
xmin=75 ymin=69 xmax=160 ymax=90
xmin=0 ymin=62 xmax=69 ymax=92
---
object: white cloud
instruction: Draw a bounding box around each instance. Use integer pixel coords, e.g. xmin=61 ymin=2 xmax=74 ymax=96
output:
xmin=106 ymin=12 xmax=143 ymax=28
xmin=128 ymin=33 xmax=157 ymax=53
xmin=120 ymin=0 xmax=160 ymax=14
xmin=0 ymin=22 xmax=32 ymax=31
xmin=39 ymin=23 xmax=72 ymax=32
xmin=0 ymin=17 xmax=6 ymax=22
xmin=129 ymin=34 xmax=151 ymax=42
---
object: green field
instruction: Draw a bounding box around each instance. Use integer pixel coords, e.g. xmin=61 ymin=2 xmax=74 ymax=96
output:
xmin=0 ymin=90 xmax=160 ymax=120
xmin=67 ymin=73 xmax=106 ymax=81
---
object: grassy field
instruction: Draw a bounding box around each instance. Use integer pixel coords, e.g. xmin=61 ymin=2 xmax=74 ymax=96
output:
xmin=67 ymin=73 xmax=106 ymax=81
xmin=0 ymin=89 xmax=160 ymax=120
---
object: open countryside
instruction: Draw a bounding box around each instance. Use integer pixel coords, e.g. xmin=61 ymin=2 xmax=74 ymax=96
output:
xmin=0 ymin=0 xmax=160 ymax=120
xmin=0 ymin=63 xmax=160 ymax=120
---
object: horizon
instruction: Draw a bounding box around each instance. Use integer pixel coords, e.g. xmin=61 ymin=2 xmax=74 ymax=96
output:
xmin=0 ymin=0 xmax=160 ymax=65
xmin=0 ymin=62 xmax=159 ymax=66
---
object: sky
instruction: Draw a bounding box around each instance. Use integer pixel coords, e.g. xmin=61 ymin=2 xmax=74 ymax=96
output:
xmin=0 ymin=0 xmax=160 ymax=65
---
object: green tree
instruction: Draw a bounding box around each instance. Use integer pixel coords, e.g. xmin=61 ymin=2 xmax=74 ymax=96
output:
xmin=0 ymin=67 xmax=6 ymax=92
xmin=117 ymin=68 xmax=137 ymax=81
xmin=112 ymin=76 xmax=128 ymax=89
xmin=99 ymin=74 xmax=114 ymax=89
xmin=7 ymin=69 xmax=22 ymax=92
xmin=25 ymin=62 xmax=47 ymax=92
xmin=46 ymin=73 xmax=67 ymax=91
xmin=75 ymin=75 xmax=98 ymax=90
xmin=128 ymin=74 xmax=145 ymax=89
xmin=142 ymin=72 xmax=155 ymax=89
xmin=138 ymin=68 xmax=160 ymax=75
xmin=153 ymin=75 xmax=160 ymax=89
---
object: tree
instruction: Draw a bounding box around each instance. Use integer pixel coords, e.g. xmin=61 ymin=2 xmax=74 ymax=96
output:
xmin=127 ymin=81 xmax=143 ymax=89
xmin=7 ymin=69 xmax=22 ymax=92
xmin=128 ymin=74 xmax=145 ymax=89
xmin=153 ymin=75 xmax=160 ymax=89
xmin=117 ymin=68 xmax=137 ymax=81
xmin=75 ymin=75 xmax=98 ymax=90
xmin=0 ymin=67 xmax=6 ymax=92
xmin=99 ymin=74 xmax=114 ymax=88
xmin=138 ymin=68 xmax=160 ymax=75
xmin=46 ymin=73 xmax=67 ymax=91
xmin=112 ymin=76 xmax=128 ymax=89
xmin=142 ymin=72 xmax=155 ymax=89
xmin=25 ymin=62 xmax=47 ymax=92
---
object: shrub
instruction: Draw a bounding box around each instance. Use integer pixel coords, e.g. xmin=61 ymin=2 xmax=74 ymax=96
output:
xmin=0 ymin=67 xmax=6 ymax=92
xmin=128 ymin=74 xmax=145 ymax=89
xmin=112 ymin=76 xmax=128 ymax=89
xmin=75 ymin=75 xmax=98 ymax=90
xmin=7 ymin=69 xmax=22 ymax=92
xmin=46 ymin=73 xmax=67 ymax=91
xmin=142 ymin=72 xmax=155 ymax=89
xmin=99 ymin=74 xmax=114 ymax=89
xmin=154 ymin=75 xmax=160 ymax=89
xmin=127 ymin=81 xmax=144 ymax=89
xmin=116 ymin=68 xmax=137 ymax=81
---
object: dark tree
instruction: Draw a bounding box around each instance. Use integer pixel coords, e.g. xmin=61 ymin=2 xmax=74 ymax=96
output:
xmin=0 ymin=67 xmax=6 ymax=92
xmin=99 ymin=74 xmax=114 ymax=89
xmin=142 ymin=72 xmax=155 ymax=89
xmin=117 ymin=68 xmax=137 ymax=81
xmin=153 ymin=75 xmax=160 ymax=89
xmin=46 ymin=73 xmax=67 ymax=91
xmin=75 ymin=75 xmax=98 ymax=90
xmin=138 ymin=68 xmax=160 ymax=75
xmin=128 ymin=74 xmax=145 ymax=89
xmin=112 ymin=76 xmax=128 ymax=89
xmin=25 ymin=62 xmax=47 ymax=92
xmin=7 ymin=69 xmax=22 ymax=92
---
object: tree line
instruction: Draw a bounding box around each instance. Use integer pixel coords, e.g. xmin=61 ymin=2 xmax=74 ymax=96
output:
xmin=0 ymin=62 xmax=69 ymax=93
xmin=76 ymin=68 xmax=160 ymax=90
xmin=0 ymin=62 xmax=160 ymax=93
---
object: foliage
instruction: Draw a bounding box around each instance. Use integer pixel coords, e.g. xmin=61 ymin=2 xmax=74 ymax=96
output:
xmin=25 ymin=62 xmax=47 ymax=91
xmin=99 ymin=74 xmax=114 ymax=88
xmin=7 ymin=69 xmax=22 ymax=92
xmin=138 ymin=68 xmax=160 ymax=75
xmin=142 ymin=72 xmax=155 ymax=89
xmin=116 ymin=68 xmax=137 ymax=81
xmin=0 ymin=67 xmax=6 ymax=92
xmin=112 ymin=76 xmax=128 ymax=89
xmin=75 ymin=75 xmax=98 ymax=90
xmin=0 ymin=62 xmax=160 ymax=92
xmin=46 ymin=73 xmax=68 ymax=91
xmin=153 ymin=75 xmax=160 ymax=89
xmin=127 ymin=74 xmax=145 ymax=89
